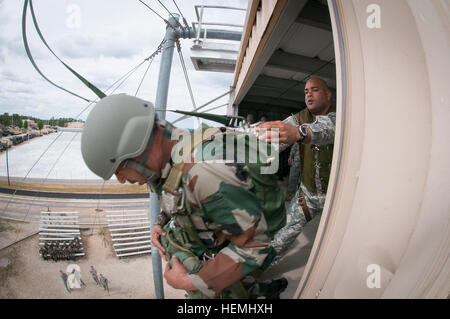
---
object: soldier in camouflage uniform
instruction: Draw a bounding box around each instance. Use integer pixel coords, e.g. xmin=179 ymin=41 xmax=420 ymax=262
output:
xmin=257 ymin=77 xmax=336 ymax=265
xmin=81 ymin=94 xmax=287 ymax=299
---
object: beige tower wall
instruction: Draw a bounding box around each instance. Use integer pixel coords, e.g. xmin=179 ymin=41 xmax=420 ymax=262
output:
xmin=296 ymin=0 xmax=450 ymax=299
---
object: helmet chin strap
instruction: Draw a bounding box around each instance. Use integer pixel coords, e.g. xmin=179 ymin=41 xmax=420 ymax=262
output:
xmin=122 ymin=160 xmax=159 ymax=184
xmin=122 ymin=126 xmax=159 ymax=184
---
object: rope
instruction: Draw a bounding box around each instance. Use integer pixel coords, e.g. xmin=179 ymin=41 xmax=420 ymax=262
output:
xmin=137 ymin=0 xmax=177 ymax=32
xmin=22 ymin=0 xmax=106 ymax=102
xmin=172 ymin=0 xmax=190 ymax=29
xmin=201 ymin=103 xmax=228 ymax=114
xmin=21 ymin=1 xmax=92 ymax=102
xmin=135 ymin=60 xmax=153 ymax=97
xmin=74 ymin=40 xmax=166 ymax=120
xmin=176 ymin=40 xmax=197 ymax=110
xmin=134 ymin=39 xmax=166 ymax=96
xmin=138 ymin=0 xmax=167 ymax=22
xmin=172 ymin=90 xmax=233 ymax=124
xmin=175 ymin=39 xmax=201 ymax=126
xmin=155 ymin=0 xmax=185 ymax=30
xmin=0 ymin=38 xmax=166 ymax=226
xmin=91 ymin=180 xmax=106 ymax=235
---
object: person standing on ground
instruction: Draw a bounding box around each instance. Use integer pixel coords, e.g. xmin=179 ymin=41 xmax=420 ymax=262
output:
xmin=59 ymin=270 xmax=71 ymax=293
xmin=90 ymin=265 xmax=100 ymax=286
xmin=99 ymin=273 xmax=109 ymax=293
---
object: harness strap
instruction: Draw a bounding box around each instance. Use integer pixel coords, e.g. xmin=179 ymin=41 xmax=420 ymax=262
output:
xmin=298 ymin=189 xmax=312 ymax=222
xmin=123 ymin=133 xmax=159 ymax=183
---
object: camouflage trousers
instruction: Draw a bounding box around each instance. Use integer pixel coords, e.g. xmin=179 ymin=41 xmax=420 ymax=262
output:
xmin=286 ymin=143 xmax=300 ymax=200
xmin=270 ymin=184 xmax=325 ymax=265
xmin=286 ymin=161 xmax=301 ymax=200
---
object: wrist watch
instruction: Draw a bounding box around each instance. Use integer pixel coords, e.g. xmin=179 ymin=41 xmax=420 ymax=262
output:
xmin=298 ymin=124 xmax=308 ymax=142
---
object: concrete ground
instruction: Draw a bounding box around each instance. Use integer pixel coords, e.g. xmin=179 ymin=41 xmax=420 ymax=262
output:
xmin=262 ymin=214 xmax=321 ymax=298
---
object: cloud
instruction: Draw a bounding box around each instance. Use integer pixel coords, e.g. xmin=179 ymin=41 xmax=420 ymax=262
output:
xmin=0 ymin=0 xmax=248 ymax=125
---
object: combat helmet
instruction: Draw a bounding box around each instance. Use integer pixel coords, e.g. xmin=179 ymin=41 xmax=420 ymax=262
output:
xmin=81 ymin=93 xmax=158 ymax=181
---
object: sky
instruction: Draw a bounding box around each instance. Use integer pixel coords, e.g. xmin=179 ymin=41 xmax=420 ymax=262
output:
xmin=0 ymin=0 xmax=248 ymax=128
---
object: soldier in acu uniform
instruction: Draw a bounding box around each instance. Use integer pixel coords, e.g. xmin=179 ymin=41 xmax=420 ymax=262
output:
xmin=81 ymin=94 xmax=288 ymax=299
xmin=257 ymin=77 xmax=336 ymax=265
xmin=99 ymin=274 xmax=109 ymax=293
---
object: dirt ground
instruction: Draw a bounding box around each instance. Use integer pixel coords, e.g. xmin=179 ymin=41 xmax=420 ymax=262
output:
xmin=0 ymin=218 xmax=185 ymax=299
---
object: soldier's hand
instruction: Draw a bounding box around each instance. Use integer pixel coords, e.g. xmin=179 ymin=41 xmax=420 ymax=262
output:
xmin=152 ymin=224 xmax=166 ymax=260
xmin=164 ymin=256 xmax=198 ymax=291
xmin=255 ymin=121 xmax=301 ymax=145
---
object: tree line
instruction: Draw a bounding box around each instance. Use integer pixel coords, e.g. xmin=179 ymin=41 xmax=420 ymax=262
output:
xmin=0 ymin=113 xmax=82 ymax=130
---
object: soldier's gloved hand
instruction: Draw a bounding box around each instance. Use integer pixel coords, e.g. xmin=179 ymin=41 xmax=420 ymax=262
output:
xmin=152 ymin=224 xmax=167 ymax=260
xmin=164 ymin=256 xmax=198 ymax=291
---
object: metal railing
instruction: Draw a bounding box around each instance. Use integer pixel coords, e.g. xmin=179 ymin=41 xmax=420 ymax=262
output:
xmin=192 ymin=4 xmax=247 ymax=46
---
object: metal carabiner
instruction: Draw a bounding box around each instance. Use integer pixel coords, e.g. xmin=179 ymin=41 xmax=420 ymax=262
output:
xmin=176 ymin=187 xmax=185 ymax=210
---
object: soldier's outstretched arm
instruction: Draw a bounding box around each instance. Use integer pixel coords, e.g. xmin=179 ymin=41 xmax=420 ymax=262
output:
xmin=255 ymin=120 xmax=300 ymax=145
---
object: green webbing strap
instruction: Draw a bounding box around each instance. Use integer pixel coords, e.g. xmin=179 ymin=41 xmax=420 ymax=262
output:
xmin=227 ymin=281 xmax=249 ymax=299
xmin=22 ymin=0 xmax=106 ymax=102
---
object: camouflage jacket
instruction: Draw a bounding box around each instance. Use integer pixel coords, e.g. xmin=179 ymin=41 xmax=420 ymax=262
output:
xmin=153 ymin=126 xmax=286 ymax=297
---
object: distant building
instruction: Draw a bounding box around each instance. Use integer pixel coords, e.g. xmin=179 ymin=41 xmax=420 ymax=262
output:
xmin=23 ymin=119 xmax=38 ymax=129
xmin=66 ymin=122 xmax=84 ymax=129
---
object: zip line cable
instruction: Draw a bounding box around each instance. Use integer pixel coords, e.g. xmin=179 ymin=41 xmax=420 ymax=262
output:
xmin=176 ymin=40 xmax=197 ymax=110
xmin=74 ymin=40 xmax=166 ymax=120
xmin=201 ymin=103 xmax=228 ymax=114
xmin=138 ymin=0 xmax=171 ymax=26
xmin=134 ymin=39 xmax=166 ymax=96
xmin=92 ymin=180 xmax=106 ymax=235
xmin=135 ymin=59 xmax=153 ymax=97
xmin=1 ymin=39 xmax=166 ymax=222
xmin=172 ymin=0 xmax=190 ymax=29
xmin=175 ymin=39 xmax=201 ymax=126
xmin=172 ymin=89 xmax=233 ymax=124
xmin=22 ymin=0 xmax=106 ymax=102
xmin=4 ymin=2 xmax=173 ymax=241
xmin=1 ymin=53 xmax=152 ymax=219
xmin=155 ymin=0 xmax=185 ymax=30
